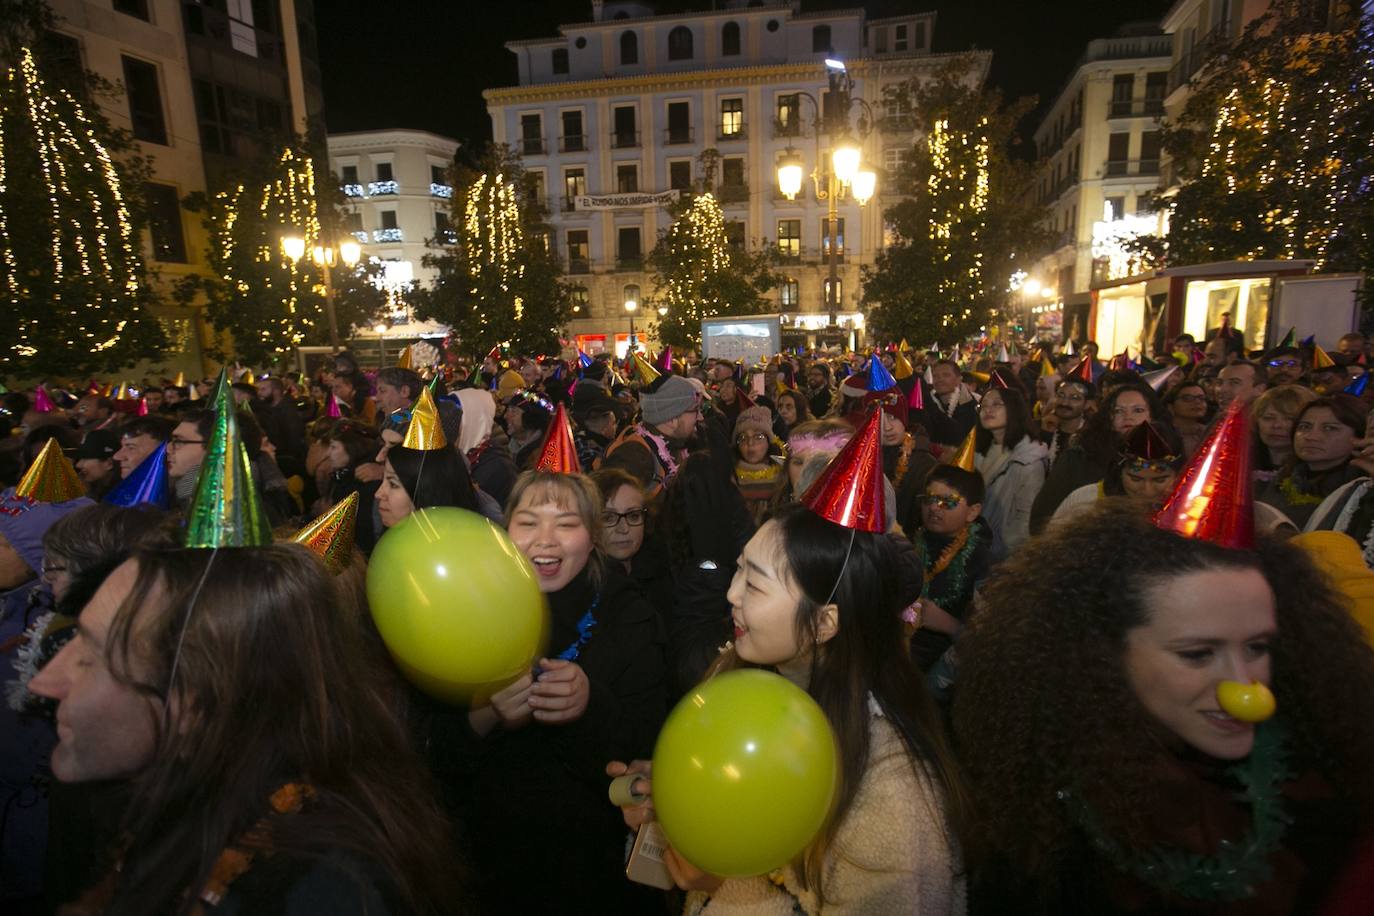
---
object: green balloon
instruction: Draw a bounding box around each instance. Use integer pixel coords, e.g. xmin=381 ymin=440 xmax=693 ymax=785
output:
xmin=366 ymin=507 xmax=548 ymax=703
xmin=652 ymin=669 xmax=838 ymax=878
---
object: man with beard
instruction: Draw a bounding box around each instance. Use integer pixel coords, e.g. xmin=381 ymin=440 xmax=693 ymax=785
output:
xmin=1043 ymin=377 xmax=1096 ymax=463
xmin=601 ymin=375 xmax=702 ymax=499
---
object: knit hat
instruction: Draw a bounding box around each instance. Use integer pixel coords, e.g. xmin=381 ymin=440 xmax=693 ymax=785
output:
xmin=496 ymin=369 xmax=524 ymax=398
xmin=733 ymin=406 xmax=773 ymax=442
xmin=0 ymin=487 xmax=93 ymax=576
xmin=640 ymin=375 xmax=700 ymax=426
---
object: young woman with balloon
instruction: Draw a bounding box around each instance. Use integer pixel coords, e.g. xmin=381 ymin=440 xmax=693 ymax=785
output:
xmin=610 ymin=409 xmax=971 ymax=914
xmin=374 ymin=445 xmax=480 ymax=528
xmin=953 ymin=405 xmax=1374 ymax=914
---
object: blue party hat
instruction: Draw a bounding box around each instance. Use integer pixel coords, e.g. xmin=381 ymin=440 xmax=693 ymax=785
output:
xmin=867 ymin=355 xmax=897 ymax=392
xmin=578 ymin=350 xmax=594 ymax=369
xmin=104 ymin=442 xmax=172 ymax=510
xmin=1344 ymin=373 xmax=1370 ymax=397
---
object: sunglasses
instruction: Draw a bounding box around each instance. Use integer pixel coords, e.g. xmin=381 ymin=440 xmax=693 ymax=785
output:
xmin=920 ymin=493 xmax=963 ymax=510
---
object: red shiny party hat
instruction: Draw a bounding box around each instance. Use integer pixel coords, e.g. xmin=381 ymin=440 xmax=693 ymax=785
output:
xmin=800 ymin=406 xmax=885 ymax=533
xmin=1072 ymin=357 xmax=1094 ymax=383
xmin=907 ymin=377 xmax=924 ymax=411
xmin=534 ymin=403 xmax=582 ymax=474
xmin=1151 ymin=399 xmax=1253 ymax=549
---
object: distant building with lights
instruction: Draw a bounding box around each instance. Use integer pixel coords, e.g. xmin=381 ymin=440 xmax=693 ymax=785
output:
xmin=325 ymin=129 xmax=461 ymax=294
xmin=1024 ymin=22 xmax=1172 ymax=340
xmin=482 ymin=0 xmax=989 ymax=354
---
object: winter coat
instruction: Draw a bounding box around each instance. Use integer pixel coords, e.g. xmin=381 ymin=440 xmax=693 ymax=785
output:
xmin=975 ymin=436 xmax=1049 ymax=563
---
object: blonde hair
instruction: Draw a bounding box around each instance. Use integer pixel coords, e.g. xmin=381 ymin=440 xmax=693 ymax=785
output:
xmin=504 ymin=470 xmax=607 ymax=587
xmin=1252 ymin=383 xmax=1319 ymax=420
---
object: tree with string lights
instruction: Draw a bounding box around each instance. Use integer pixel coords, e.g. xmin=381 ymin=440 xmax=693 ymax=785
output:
xmin=862 ymin=57 xmax=1050 ymax=344
xmin=413 ymin=145 xmax=571 ymax=357
xmin=1138 ymin=0 xmax=1373 ymax=310
xmin=0 ymin=11 xmax=168 ymax=377
xmin=647 ymin=191 xmax=782 ymax=351
xmin=177 ymin=144 xmax=389 ymax=366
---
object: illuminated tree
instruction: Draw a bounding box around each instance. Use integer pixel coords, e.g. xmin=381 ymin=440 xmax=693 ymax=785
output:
xmin=0 ymin=36 xmax=167 ymax=376
xmin=1141 ymin=0 xmax=1373 ymax=303
xmin=647 ymin=192 xmax=782 ymax=351
xmin=414 ymin=145 xmax=571 ymax=357
xmin=863 ymin=57 xmax=1050 ymax=343
xmin=179 ymin=144 xmax=388 ymax=366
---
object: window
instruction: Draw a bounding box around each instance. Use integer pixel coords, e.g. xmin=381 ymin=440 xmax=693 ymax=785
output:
xmin=527 ymin=171 xmax=546 ymax=207
xmin=812 ymin=25 xmax=831 ymax=53
xmin=520 ymin=113 xmax=543 ymax=155
xmin=341 ymin=165 xmax=359 ymax=185
xmin=1140 ymin=131 xmax=1162 ymax=172
xmin=884 ymin=90 xmax=912 ymax=120
xmin=776 ymin=93 xmax=799 ymax=135
xmin=613 ymin=105 xmax=637 ymax=147
xmin=570 ymin=286 xmax=589 ymax=311
xmin=564 ymin=167 xmax=586 ymax=209
xmin=668 ymin=160 xmax=692 ymax=191
xmin=380 ymin=210 xmax=398 ymax=230
xmin=435 ymin=210 xmax=455 ymax=243
xmin=1104 ymin=196 xmax=1125 ymax=221
xmin=883 ymin=147 xmax=905 ymax=177
xmin=343 ymin=211 xmax=362 ymax=234
xmin=121 ymin=56 xmax=167 ymax=144
xmin=894 ymin=24 xmax=908 ymax=52
xmin=616 ymin=163 xmax=639 ymax=193
xmin=719 ymin=98 xmax=743 ymax=138
xmin=780 ymin=278 xmax=799 ymax=308
xmin=722 ymin=157 xmax=745 ymax=187
xmin=145 ymin=183 xmax=187 ymax=263
xmin=38 ymin=31 xmax=84 ymax=95
xmin=114 ymin=0 xmax=150 ymax=19
xmin=430 ymin=164 xmax=446 ymax=185
xmin=561 ymin=110 xmax=584 ymax=151
xmin=376 ymin=162 xmax=394 ymax=182
xmin=721 ymin=21 xmax=741 ymax=56
xmin=1106 ymin=133 xmax=1130 ymax=174
xmin=617 ymin=227 xmax=642 ymax=267
xmin=668 ymin=26 xmax=693 ymax=60
xmin=821 ymin=217 xmax=845 ymax=261
xmin=552 ymin=48 xmax=569 ymax=75
xmin=619 ymin=30 xmax=638 ymax=65
xmin=666 ymin=101 xmax=691 ymax=144
xmin=823 ymin=277 xmax=843 ymax=305
xmin=1145 ymin=72 xmax=1167 ymax=100
xmin=777 ymin=219 xmax=801 ymax=259
xmin=726 ymin=221 xmax=745 ymax=249
xmin=566 ymin=230 xmax=589 ymax=273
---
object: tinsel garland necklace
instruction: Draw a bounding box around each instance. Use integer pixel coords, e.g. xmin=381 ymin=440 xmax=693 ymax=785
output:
xmin=924 ymin=527 xmax=970 ymax=583
xmin=638 ymin=423 xmax=680 ymax=481
xmin=1062 ymin=720 xmax=1292 ymax=902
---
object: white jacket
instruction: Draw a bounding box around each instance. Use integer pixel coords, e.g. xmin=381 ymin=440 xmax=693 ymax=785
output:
xmin=975 ymin=436 xmax=1049 ymax=563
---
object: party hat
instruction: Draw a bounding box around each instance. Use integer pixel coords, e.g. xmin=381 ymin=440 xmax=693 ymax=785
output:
xmin=800 ymin=407 xmax=885 ymax=533
xmin=33 ymin=386 xmax=55 ymax=413
xmin=396 ymin=345 xmax=413 ymax=370
xmin=632 ymin=351 xmax=661 ymax=385
xmin=1300 ymin=334 xmax=1316 ymax=348
xmin=997 ymin=343 xmax=1009 ymax=362
xmin=85 ymin=380 xmax=101 ymax=396
xmin=968 ymin=371 xmax=991 ymax=385
xmin=326 ymin=393 xmax=343 ymax=418
xmin=292 ymin=491 xmax=358 ymax=574
xmin=892 ymin=350 xmax=914 ymax=380
xmin=486 ymin=345 xmax=503 ymax=361
xmin=428 ymin=373 xmax=442 ymax=393
xmin=1122 ymin=421 xmax=1178 ymax=463
xmin=989 ymin=367 xmax=1014 ymax=389
xmin=186 ymin=381 xmax=199 ymax=401
xmin=657 ymin=346 xmax=674 ymax=373
xmin=1313 ymin=344 xmax=1337 ymax=370
xmin=1071 ymin=357 xmax=1094 ymax=383
xmin=949 ymin=427 xmax=977 ymax=472
xmin=100 ymin=382 xmax=114 ymax=397
xmin=1344 ymin=373 xmax=1370 ymax=397
xmin=534 ymin=404 xmax=582 ymax=474
xmin=16 ymin=438 xmax=86 ymax=502
xmin=239 ymin=369 xmax=254 ymax=384
xmin=184 ymin=380 xmax=272 ymax=548
xmin=1151 ymin=400 xmax=1253 ymax=549
xmin=868 ymin=356 xmax=897 ymax=392
xmin=136 ymin=397 xmax=149 ymax=416
xmin=577 ymin=350 xmax=594 ymax=369
xmin=899 ymin=338 xmax=911 ymax=352
xmin=923 ymin=363 xmax=934 ymax=385
xmin=1065 ymin=339 xmax=1077 ymax=356
xmin=1040 ymin=353 xmax=1055 ymax=377
xmin=402 ymin=387 xmax=447 ymax=450
xmin=173 ymin=371 xmax=185 ymax=388
xmin=1108 ymin=349 xmax=1133 ymax=372
xmin=1141 ymin=364 xmax=1179 ymax=392
xmin=104 ymin=443 xmax=172 ymax=510
xmin=1274 ymin=327 xmax=1296 ymax=350
xmin=113 ymin=381 xmax=130 ymax=401
xmin=207 ymin=367 xmax=230 ymax=405
xmin=907 ymin=378 xmax=924 ymax=411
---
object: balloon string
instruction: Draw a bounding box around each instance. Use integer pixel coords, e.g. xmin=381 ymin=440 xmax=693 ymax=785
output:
xmin=162 ymin=545 xmax=218 ymax=733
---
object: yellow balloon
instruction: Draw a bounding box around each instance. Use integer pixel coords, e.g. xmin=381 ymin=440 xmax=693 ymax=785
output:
xmin=1216 ymin=680 xmax=1277 ymax=723
xmin=652 ymin=669 xmax=838 ymax=878
xmin=366 ymin=507 xmax=548 ymax=703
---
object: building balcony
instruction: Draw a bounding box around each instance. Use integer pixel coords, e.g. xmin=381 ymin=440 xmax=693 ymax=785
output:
xmin=616 ymin=256 xmax=643 ymax=271
xmin=368 ymin=180 xmax=398 ymax=196
xmin=878 ymin=114 xmax=916 ymax=133
xmin=521 ymin=137 xmax=546 ymax=155
xmin=429 ymin=182 xmax=453 ymax=199
xmin=1168 ymin=23 xmax=1230 ymax=94
xmin=1108 ymin=99 xmax=1165 ymax=119
xmin=567 ymin=257 xmax=590 ymax=275
xmin=717 ymin=124 xmax=746 ymax=142
xmin=611 ymin=130 xmax=641 ymax=149
xmin=1079 ymin=33 xmax=1173 ymax=66
xmin=562 ymin=196 xmax=580 ymax=213
xmin=372 ymin=228 xmax=403 ymax=242
xmin=772 ymin=118 xmax=802 ymax=139
xmin=663 ymin=126 xmax=695 ymax=146
xmin=718 ymin=182 xmax=749 ymax=205
xmin=1104 ymin=158 xmax=1161 ymax=178
xmin=342 ymin=183 xmax=364 ymax=198
xmin=350 ymin=230 xmax=369 ymax=244
xmin=560 ymin=134 xmax=587 ymax=152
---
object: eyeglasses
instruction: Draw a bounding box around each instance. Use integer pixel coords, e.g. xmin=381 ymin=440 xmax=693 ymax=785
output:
xmin=1175 ymin=393 xmax=1207 ymax=403
xmin=601 ymin=508 xmax=647 ymax=528
xmin=168 ymin=436 xmax=204 ymax=449
xmin=1267 ymin=359 xmax=1301 ymax=368
xmin=920 ymin=493 xmax=963 ymax=510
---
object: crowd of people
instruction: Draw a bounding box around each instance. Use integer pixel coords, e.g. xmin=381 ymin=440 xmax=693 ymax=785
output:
xmin=3 ymin=327 xmax=1374 ymax=915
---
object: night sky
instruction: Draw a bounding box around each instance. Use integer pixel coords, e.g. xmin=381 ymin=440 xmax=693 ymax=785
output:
xmin=316 ymin=0 xmax=1171 ymax=159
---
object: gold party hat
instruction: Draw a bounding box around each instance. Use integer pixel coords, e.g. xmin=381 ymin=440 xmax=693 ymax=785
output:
xmin=949 ymin=427 xmax=977 ymax=473
xmin=396 ymin=345 xmax=413 ymax=370
xmin=632 ymin=351 xmax=661 ymax=385
xmin=292 ymin=491 xmax=358 ymax=574
xmin=401 ymin=387 xmax=447 ymax=450
xmin=16 ymin=438 xmax=86 ymax=502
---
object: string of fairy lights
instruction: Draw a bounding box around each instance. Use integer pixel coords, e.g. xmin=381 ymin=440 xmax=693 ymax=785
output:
xmin=462 ymin=172 xmax=525 ymax=324
xmin=2 ymin=48 xmax=142 ymax=366
xmin=661 ymin=192 xmax=732 ymax=324
xmin=926 ymin=117 xmax=990 ymax=329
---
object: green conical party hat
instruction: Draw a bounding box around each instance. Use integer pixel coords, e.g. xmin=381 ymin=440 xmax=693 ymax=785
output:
xmin=207 ymin=367 xmax=230 ymax=405
xmin=184 ymin=374 xmax=272 ymax=548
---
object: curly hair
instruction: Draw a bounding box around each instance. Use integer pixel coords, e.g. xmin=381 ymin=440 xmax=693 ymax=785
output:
xmin=952 ymin=504 xmax=1374 ymax=882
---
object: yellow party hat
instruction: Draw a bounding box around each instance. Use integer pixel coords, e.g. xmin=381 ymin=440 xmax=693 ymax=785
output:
xmin=949 ymin=427 xmax=977 ymax=473
xmin=396 ymin=345 xmax=413 ymax=370
xmin=632 ymin=351 xmax=661 ymax=385
xmin=292 ymin=491 xmax=358 ymax=574
xmin=240 ymin=369 xmax=254 ymax=384
xmin=892 ymin=350 xmax=914 ymax=380
xmin=401 ymin=387 xmax=447 ymax=450
xmin=16 ymin=438 xmax=87 ymax=502
xmin=173 ymin=371 xmax=185 ymax=388
xmin=1313 ymin=343 xmax=1337 ymax=370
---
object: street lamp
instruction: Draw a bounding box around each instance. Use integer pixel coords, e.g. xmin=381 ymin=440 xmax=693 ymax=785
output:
xmin=657 ymin=305 xmax=668 ymax=317
xmin=280 ymin=232 xmax=362 ymax=353
xmin=774 ymin=59 xmax=874 ymax=333
xmin=624 ymin=295 xmax=638 ymax=353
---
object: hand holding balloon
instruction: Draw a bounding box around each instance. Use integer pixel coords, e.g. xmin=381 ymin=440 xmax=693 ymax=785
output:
xmin=1216 ymin=680 xmax=1277 ymax=723
xmin=488 ymin=674 xmax=535 ymax=730
xmin=530 ymin=659 xmax=590 ymax=723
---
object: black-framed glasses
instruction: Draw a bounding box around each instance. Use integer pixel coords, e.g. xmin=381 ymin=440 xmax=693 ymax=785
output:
xmin=601 ymin=509 xmax=647 ymax=529
xmin=168 ymin=437 xmax=204 ymax=448
xmin=920 ymin=493 xmax=963 ymax=510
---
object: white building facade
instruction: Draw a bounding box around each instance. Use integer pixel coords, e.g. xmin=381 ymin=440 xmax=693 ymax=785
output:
xmin=483 ymin=0 xmax=987 ymax=354
xmin=326 ymin=129 xmax=461 ymax=294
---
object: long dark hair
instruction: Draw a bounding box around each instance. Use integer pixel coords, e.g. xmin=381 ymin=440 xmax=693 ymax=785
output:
xmin=1101 ymin=420 xmax=1184 ymax=495
xmin=1079 ymin=381 xmax=1166 ymax=468
xmin=975 ymin=386 xmax=1033 ymax=454
xmin=103 ymin=546 xmax=463 ymax=915
xmin=711 ymin=506 xmax=970 ymax=902
xmin=386 ymin=445 xmax=479 ymax=513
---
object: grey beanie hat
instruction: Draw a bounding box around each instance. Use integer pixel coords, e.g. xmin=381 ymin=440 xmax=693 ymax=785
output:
xmin=640 ymin=375 xmax=700 ymax=426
